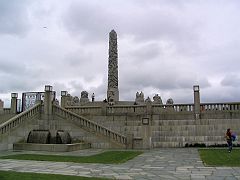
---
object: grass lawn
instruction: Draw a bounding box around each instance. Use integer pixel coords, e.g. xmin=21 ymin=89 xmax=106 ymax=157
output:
xmin=0 ymin=151 xmax=142 ymax=164
xmin=0 ymin=170 xmax=109 ymax=180
xmin=199 ymin=148 xmax=240 ymax=166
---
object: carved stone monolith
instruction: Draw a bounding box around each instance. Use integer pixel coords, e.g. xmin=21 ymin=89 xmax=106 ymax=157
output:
xmin=107 ymin=29 xmax=119 ymax=102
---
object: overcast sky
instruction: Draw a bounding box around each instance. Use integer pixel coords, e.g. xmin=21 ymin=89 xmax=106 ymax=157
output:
xmin=1 ymin=0 xmax=240 ymax=107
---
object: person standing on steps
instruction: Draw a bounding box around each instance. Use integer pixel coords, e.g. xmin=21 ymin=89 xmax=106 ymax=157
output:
xmin=91 ymin=93 xmax=95 ymax=102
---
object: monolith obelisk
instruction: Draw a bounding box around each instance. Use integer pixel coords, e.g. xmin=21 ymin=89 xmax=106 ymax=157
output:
xmin=107 ymin=30 xmax=119 ymax=102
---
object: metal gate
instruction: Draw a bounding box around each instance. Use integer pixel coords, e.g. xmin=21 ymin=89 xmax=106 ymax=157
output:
xmin=22 ymin=91 xmax=56 ymax=112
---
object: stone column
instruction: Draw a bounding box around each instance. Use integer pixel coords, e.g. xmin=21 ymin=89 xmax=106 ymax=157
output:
xmin=44 ymin=85 xmax=53 ymax=116
xmin=107 ymin=29 xmax=119 ymax=102
xmin=61 ymin=91 xmax=68 ymax=108
xmin=0 ymin=99 xmax=4 ymax=113
xmin=11 ymin=93 xmax=18 ymax=114
xmin=193 ymin=85 xmax=200 ymax=119
xmin=141 ymin=117 xmax=152 ymax=149
xmin=43 ymin=85 xmax=55 ymax=131
xmin=126 ymin=133 xmax=133 ymax=149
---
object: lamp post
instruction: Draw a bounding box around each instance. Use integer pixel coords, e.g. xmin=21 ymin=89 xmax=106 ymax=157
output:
xmin=45 ymin=85 xmax=53 ymax=92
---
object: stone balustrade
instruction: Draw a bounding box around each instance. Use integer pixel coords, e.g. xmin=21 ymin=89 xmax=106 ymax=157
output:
xmin=65 ymin=104 xmax=195 ymax=115
xmin=0 ymin=103 xmax=41 ymax=135
xmin=152 ymin=104 xmax=194 ymax=112
xmin=107 ymin=105 xmax=146 ymax=114
xmin=53 ymin=105 xmax=127 ymax=146
xmin=2 ymin=108 xmax=11 ymax=114
xmin=66 ymin=106 xmax=102 ymax=115
xmin=63 ymin=102 xmax=240 ymax=118
xmin=200 ymin=102 xmax=240 ymax=111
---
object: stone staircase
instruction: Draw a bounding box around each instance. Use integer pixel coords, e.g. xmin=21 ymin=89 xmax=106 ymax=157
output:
xmin=0 ymin=103 xmax=41 ymax=136
xmin=0 ymin=103 xmax=127 ymax=150
xmin=152 ymin=118 xmax=240 ymax=148
xmin=53 ymin=105 xmax=127 ymax=148
xmin=0 ymin=103 xmax=42 ymax=150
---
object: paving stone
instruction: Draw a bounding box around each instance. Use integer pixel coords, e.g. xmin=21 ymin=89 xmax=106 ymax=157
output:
xmin=191 ymin=174 xmax=206 ymax=179
xmin=0 ymin=148 xmax=240 ymax=179
xmin=114 ymin=175 xmax=132 ymax=179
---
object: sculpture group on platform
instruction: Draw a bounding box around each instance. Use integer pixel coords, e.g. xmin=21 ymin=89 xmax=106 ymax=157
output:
xmin=64 ymin=90 xmax=173 ymax=107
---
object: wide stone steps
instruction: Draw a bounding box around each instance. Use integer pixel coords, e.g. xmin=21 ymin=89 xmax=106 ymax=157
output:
xmin=152 ymin=135 xmax=225 ymax=142
xmin=53 ymin=105 xmax=127 ymax=148
xmin=152 ymin=118 xmax=240 ymax=147
xmin=154 ymin=119 xmax=240 ymax=126
xmin=153 ymin=141 xmax=229 ymax=148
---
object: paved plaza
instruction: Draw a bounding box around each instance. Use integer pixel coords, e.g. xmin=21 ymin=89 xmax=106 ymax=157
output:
xmin=0 ymin=148 xmax=240 ymax=179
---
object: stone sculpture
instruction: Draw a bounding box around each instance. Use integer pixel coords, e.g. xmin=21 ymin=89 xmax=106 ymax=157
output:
xmin=107 ymin=30 xmax=119 ymax=102
xmin=72 ymin=96 xmax=80 ymax=105
xmin=145 ymin=96 xmax=152 ymax=103
xmin=153 ymin=94 xmax=163 ymax=104
xmin=135 ymin=91 xmax=144 ymax=104
xmin=80 ymin=91 xmax=89 ymax=103
xmin=166 ymin=98 xmax=174 ymax=105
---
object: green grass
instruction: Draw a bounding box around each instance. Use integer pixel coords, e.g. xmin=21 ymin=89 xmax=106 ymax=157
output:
xmin=199 ymin=149 xmax=240 ymax=166
xmin=0 ymin=151 xmax=142 ymax=164
xmin=0 ymin=170 xmax=108 ymax=180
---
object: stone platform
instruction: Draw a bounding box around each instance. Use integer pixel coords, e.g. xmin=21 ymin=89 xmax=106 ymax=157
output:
xmin=13 ymin=143 xmax=91 ymax=152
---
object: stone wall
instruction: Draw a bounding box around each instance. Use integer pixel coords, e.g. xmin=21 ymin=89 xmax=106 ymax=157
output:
xmin=66 ymin=104 xmax=240 ymax=148
xmin=1 ymin=101 xmax=240 ymax=150
xmin=0 ymin=113 xmax=40 ymax=150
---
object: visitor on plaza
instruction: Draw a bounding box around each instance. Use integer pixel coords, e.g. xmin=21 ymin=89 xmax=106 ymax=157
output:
xmin=225 ymin=128 xmax=233 ymax=153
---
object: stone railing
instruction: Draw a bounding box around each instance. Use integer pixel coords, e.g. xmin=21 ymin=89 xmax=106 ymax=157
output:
xmin=152 ymin=104 xmax=194 ymax=112
xmin=107 ymin=104 xmax=194 ymax=114
xmin=64 ymin=102 xmax=240 ymax=116
xmin=65 ymin=104 xmax=195 ymax=115
xmin=200 ymin=102 xmax=240 ymax=111
xmin=66 ymin=106 xmax=102 ymax=115
xmin=107 ymin=105 xmax=146 ymax=114
xmin=0 ymin=103 xmax=41 ymax=135
xmin=53 ymin=105 xmax=127 ymax=146
xmin=2 ymin=108 xmax=11 ymax=114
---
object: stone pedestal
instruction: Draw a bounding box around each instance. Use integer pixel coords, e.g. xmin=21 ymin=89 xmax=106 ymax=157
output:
xmin=61 ymin=91 xmax=68 ymax=108
xmin=126 ymin=133 xmax=133 ymax=149
xmin=43 ymin=85 xmax=53 ymax=130
xmin=0 ymin=99 xmax=3 ymax=113
xmin=10 ymin=93 xmax=18 ymax=114
xmin=141 ymin=117 xmax=152 ymax=149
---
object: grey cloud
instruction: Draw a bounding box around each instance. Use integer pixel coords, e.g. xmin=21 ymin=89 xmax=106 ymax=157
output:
xmin=68 ymin=80 xmax=107 ymax=101
xmin=69 ymin=81 xmax=85 ymax=96
xmin=1 ymin=0 xmax=240 ymax=105
xmin=64 ymin=50 xmax=93 ymax=69
xmin=0 ymin=60 xmax=27 ymax=75
xmin=127 ymin=42 xmax=161 ymax=62
xmin=0 ymin=60 xmax=48 ymax=93
xmin=0 ymin=74 xmax=46 ymax=93
xmin=221 ymin=74 xmax=240 ymax=87
xmin=62 ymin=2 xmax=115 ymax=42
xmin=201 ymin=86 xmax=240 ymax=103
xmin=0 ymin=0 xmax=31 ymax=36
xmin=120 ymin=59 xmax=210 ymax=91
xmin=62 ymin=0 xmax=199 ymax=47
